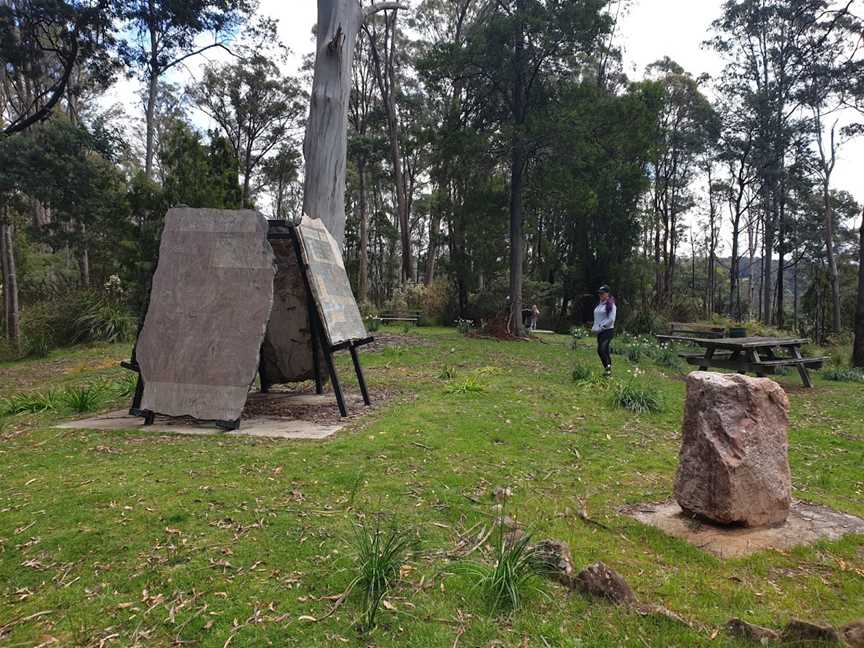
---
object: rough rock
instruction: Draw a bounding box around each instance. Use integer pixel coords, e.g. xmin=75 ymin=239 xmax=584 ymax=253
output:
xmin=842 ymin=620 xmax=864 ymax=647
xmin=726 ymin=618 xmax=780 ymax=642
xmin=674 ymin=372 xmax=791 ymax=527
xmin=531 ymin=540 xmax=574 ymax=587
xmin=259 ymin=225 xmax=324 ymax=386
xmin=780 ymin=619 xmax=842 ymax=644
xmin=138 ymin=208 xmax=275 ymax=423
xmin=574 ymin=561 xmax=636 ymax=605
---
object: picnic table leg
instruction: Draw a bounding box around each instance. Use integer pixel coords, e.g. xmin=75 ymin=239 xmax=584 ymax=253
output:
xmin=698 ymin=347 xmax=715 ymax=371
xmin=791 ymin=347 xmax=814 ymax=388
xmin=730 ymin=351 xmax=745 ymax=374
xmin=750 ymin=350 xmax=766 ymax=377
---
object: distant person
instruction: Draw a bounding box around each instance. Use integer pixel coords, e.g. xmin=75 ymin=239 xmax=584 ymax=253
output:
xmin=530 ymin=304 xmax=540 ymax=331
xmin=592 ymin=285 xmax=617 ymax=375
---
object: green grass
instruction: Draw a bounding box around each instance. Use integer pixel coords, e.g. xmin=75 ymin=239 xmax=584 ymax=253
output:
xmin=0 ymin=327 xmax=862 ymax=646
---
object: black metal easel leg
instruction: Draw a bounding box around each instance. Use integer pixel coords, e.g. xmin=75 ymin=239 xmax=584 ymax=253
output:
xmin=130 ymin=375 xmax=144 ymax=416
xmin=350 ymin=344 xmax=371 ymax=406
xmin=323 ymin=349 xmax=348 ymax=417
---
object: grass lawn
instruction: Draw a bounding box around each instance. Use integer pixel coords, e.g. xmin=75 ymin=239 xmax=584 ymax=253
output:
xmin=1 ymin=327 xmax=862 ymax=647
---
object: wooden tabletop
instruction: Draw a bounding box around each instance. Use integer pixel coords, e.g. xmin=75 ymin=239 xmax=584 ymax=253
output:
xmin=656 ymin=335 xmax=810 ymax=350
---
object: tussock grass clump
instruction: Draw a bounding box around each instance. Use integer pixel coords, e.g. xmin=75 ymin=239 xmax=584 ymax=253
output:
xmin=652 ymin=346 xmax=681 ymax=369
xmin=464 ymin=517 xmax=543 ymax=614
xmin=351 ymin=517 xmax=413 ymax=632
xmin=613 ymin=371 xmax=663 ymax=414
xmin=60 ymin=383 xmax=106 ymax=413
xmin=0 ymin=390 xmax=61 ymax=416
xmin=571 ymin=363 xmax=593 ymax=383
xmin=445 ymin=376 xmax=485 ymax=394
xmin=822 ymin=367 xmax=864 ymax=383
xmin=438 ymin=365 xmax=457 ymax=381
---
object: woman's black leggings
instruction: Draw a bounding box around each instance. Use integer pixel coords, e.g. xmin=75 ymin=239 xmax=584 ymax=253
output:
xmin=597 ymin=329 xmax=615 ymax=370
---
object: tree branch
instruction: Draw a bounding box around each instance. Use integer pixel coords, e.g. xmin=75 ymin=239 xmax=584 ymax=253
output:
xmin=363 ymin=2 xmax=407 ymax=18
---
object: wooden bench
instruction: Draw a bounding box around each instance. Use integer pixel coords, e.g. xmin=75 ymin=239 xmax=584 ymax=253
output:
xmin=376 ymin=311 xmax=422 ymax=326
xmin=670 ymin=322 xmax=727 ymax=339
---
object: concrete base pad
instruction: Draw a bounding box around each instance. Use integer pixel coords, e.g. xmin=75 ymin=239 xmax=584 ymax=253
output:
xmin=621 ymin=500 xmax=864 ymax=558
xmin=57 ymin=408 xmax=344 ymax=440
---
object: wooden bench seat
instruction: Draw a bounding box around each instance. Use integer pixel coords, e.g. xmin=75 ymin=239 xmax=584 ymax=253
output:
xmin=753 ymin=357 xmax=828 ymax=369
xmin=376 ymin=311 xmax=422 ymax=325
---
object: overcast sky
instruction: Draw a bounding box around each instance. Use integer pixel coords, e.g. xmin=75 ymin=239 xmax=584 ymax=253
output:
xmin=108 ymin=0 xmax=863 ymax=210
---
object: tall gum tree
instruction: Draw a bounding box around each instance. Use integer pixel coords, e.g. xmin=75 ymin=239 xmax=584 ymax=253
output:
xmin=303 ymin=0 xmax=405 ymax=247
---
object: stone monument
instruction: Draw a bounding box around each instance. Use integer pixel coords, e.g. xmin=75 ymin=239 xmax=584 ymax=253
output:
xmin=674 ymin=371 xmax=791 ymax=527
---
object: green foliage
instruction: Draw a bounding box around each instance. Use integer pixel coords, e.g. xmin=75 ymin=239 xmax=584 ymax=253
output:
xmin=463 ymin=516 xmax=542 ymax=614
xmin=438 ymin=365 xmax=457 ymax=381
xmin=613 ymin=380 xmax=664 ymax=414
xmin=652 ymin=346 xmax=681 ymax=369
xmin=456 ymin=319 xmax=473 ymax=336
xmin=622 ymin=308 xmax=669 ymax=336
xmin=160 ymin=122 xmax=243 ymax=209
xmin=571 ymin=363 xmax=593 ymax=383
xmin=0 ymin=390 xmax=61 ymax=417
xmin=351 ymin=517 xmax=413 ymax=632
xmin=445 ymin=376 xmax=485 ymax=394
xmin=570 ymin=326 xmax=589 ymax=350
xmin=822 ymin=367 xmax=864 ymax=383
xmin=60 ymin=383 xmax=106 ymax=414
xmin=72 ymin=294 xmax=136 ymax=344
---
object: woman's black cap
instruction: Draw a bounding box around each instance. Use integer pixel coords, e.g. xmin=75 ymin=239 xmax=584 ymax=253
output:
xmin=597 ymin=285 xmax=611 ymax=293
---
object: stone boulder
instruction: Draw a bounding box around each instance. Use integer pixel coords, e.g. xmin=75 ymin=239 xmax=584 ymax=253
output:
xmin=574 ymin=562 xmax=636 ymax=605
xmin=674 ymin=372 xmax=791 ymax=527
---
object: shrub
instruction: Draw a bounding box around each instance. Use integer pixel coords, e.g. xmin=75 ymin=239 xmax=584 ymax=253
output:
xmin=456 ymin=319 xmax=473 ymax=336
xmin=822 ymin=367 xmax=864 ymax=383
xmin=72 ymin=294 xmax=136 ymax=344
xmin=622 ymin=308 xmax=669 ymax=336
xmin=351 ymin=517 xmax=412 ymax=632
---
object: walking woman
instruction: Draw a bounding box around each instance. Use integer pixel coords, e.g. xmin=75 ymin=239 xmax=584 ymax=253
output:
xmin=592 ymin=285 xmax=617 ymax=375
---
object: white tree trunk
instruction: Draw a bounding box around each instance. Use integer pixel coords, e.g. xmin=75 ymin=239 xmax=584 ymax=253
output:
xmin=303 ymin=0 xmax=404 ymax=247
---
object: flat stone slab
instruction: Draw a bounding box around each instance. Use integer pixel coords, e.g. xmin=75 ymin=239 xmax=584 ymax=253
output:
xmin=57 ymin=409 xmax=343 ymax=440
xmin=137 ymin=208 xmax=275 ymax=423
xmin=621 ymin=500 xmax=864 ymax=558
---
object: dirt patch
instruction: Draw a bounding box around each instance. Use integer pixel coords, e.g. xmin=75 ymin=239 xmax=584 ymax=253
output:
xmin=243 ymin=388 xmax=394 ymax=425
xmin=621 ymin=499 xmax=864 ymax=558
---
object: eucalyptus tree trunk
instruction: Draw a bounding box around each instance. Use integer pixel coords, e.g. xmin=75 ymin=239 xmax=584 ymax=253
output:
xmin=303 ymin=0 xmax=404 ymax=247
xmin=357 ymin=161 xmax=369 ymax=302
xmin=0 ymin=211 xmax=21 ymax=351
xmin=853 ymin=210 xmax=864 ymax=367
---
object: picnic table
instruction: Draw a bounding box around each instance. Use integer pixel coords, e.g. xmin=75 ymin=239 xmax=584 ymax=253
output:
xmin=654 ymin=335 xmax=828 ymax=388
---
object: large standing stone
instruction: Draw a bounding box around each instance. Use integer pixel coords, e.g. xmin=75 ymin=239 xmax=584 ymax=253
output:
xmin=138 ymin=208 xmax=275 ymax=423
xmin=259 ymin=225 xmax=323 ymax=385
xmin=675 ymin=372 xmax=791 ymax=527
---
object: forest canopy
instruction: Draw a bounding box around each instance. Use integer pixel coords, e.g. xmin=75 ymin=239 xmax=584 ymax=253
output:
xmin=1 ymin=0 xmax=863 ymax=364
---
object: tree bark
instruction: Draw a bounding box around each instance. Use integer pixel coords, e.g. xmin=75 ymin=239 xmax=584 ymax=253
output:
xmin=357 ymin=161 xmax=369 ymax=302
xmin=823 ymin=181 xmax=842 ymax=334
xmin=509 ymin=141 xmax=526 ymax=337
xmin=303 ymin=0 xmax=404 ymax=247
xmin=0 ymin=212 xmax=21 ymax=351
xmin=853 ymin=210 xmax=864 ymax=367
xmin=144 ymin=0 xmax=159 ymax=180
